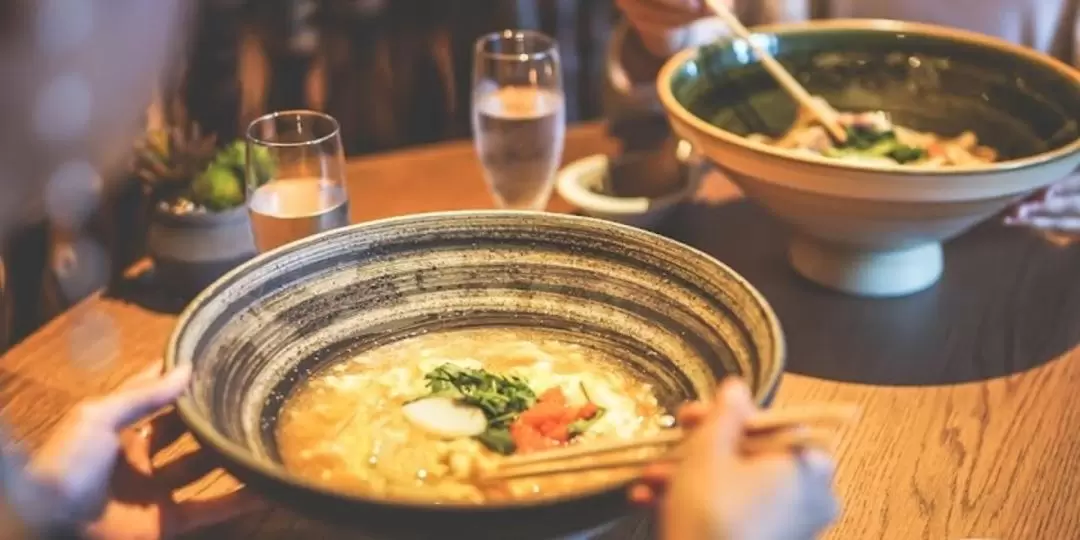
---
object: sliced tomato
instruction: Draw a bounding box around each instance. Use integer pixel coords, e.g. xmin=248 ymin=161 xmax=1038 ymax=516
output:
xmin=538 ymin=387 xmax=567 ymax=406
xmin=510 ymin=386 xmax=603 ymax=453
xmin=546 ymin=424 xmax=570 ymax=442
xmin=510 ymin=422 xmax=558 ymax=454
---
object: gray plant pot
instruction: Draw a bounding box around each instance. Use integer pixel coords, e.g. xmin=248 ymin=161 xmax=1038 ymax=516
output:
xmin=148 ymin=205 xmax=257 ymax=298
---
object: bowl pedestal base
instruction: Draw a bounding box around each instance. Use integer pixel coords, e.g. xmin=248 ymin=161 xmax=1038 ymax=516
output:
xmin=788 ymin=235 xmax=943 ymax=298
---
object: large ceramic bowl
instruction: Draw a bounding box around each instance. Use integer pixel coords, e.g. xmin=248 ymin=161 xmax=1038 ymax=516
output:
xmin=659 ymin=19 xmax=1080 ymax=297
xmin=165 ymin=211 xmax=784 ymax=539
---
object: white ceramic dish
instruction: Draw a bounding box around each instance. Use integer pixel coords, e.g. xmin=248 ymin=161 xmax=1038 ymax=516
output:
xmin=556 ymin=154 xmax=701 ymax=229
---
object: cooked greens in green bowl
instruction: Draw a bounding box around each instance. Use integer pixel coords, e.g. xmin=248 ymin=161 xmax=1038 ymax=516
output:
xmin=668 ymin=20 xmax=1080 ymax=169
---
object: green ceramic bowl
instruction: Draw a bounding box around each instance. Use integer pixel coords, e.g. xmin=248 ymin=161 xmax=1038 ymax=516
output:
xmin=659 ymin=19 xmax=1080 ymax=297
xmin=667 ymin=19 xmax=1080 ymax=165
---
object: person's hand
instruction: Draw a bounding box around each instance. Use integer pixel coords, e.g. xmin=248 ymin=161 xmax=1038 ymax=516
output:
xmin=615 ymin=0 xmax=726 ymax=57
xmin=1005 ymin=175 xmax=1080 ymax=240
xmin=629 ymin=378 xmax=839 ymax=540
xmin=16 ymin=363 xmax=263 ymax=539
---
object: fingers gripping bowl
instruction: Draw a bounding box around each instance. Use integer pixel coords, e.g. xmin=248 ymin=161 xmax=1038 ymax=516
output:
xmin=659 ymin=19 xmax=1080 ymax=297
xmin=165 ymin=211 xmax=784 ymax=538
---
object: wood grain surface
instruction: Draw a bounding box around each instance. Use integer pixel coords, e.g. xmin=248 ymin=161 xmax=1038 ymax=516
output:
xmin=3 ymin=122 xmax=1080 ymax=540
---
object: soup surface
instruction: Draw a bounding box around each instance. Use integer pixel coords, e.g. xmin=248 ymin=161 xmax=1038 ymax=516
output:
xmin=276 ymin=327 xmax=671 ymax=504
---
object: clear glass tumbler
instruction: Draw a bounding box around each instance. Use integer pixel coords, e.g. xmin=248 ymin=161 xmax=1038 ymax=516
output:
xmin=245 ymin=110 xmax=349 ymax=252
xmin=471 ymin=30 xmax=566 ymax=210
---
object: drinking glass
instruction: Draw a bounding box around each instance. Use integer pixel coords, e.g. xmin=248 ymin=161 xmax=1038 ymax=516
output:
xmin=245 ymin=110 xmax=349 ymax=253
xmin=471 ymin=30 xmax=565 ymax=210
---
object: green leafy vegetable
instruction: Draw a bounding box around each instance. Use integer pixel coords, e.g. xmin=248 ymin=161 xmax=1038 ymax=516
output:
xmin=864 ymin=138 xmax=902 ymax=157
xmin=568 ymin=382 xmax=606 ymax=438
xmin=579 ymin=381 xmax=593 ymax=403
xmin=844 ymin=126 xmax=886 ymax=150
xmin=887 ymin=145 xmax=926 ymax=164
xmin=568 ymin=408 xmax=606 ymax=438
xmin=423 ymin=363 xmax=537 ymax=455
xmin=425 ymin=364 xmax=536 ymax=418
xmin=832 ymin=126 xmax=926 ymax=164
xmin=476 ymin=427 xmax=515 ymax=455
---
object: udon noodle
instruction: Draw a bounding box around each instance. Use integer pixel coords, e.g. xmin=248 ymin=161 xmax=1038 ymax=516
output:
xmin=276 ymin=327 xmax=670 ymax=504
xmin=748 ymin=103 xmax=998 ymax=167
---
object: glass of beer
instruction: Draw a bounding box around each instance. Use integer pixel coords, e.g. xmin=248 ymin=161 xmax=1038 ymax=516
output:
xmin=471 ymin=30 xmax=565 ymax=210
xmin=245 ymin=110 xmax=349 ymax=253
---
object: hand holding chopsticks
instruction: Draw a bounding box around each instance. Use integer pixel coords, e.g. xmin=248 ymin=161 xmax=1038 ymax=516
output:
xmin=645 ymin=379 xmax=841 ymax=540
xmin=479 ymin=378 xmax=844 ymax=540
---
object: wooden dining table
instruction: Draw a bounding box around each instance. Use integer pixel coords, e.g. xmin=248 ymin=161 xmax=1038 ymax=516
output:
xmin=3 ymin=121 xmax=1080 ymax=539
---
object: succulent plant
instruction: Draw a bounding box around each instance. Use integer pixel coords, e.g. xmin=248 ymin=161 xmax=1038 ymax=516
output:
xmin=133 ymin=124 xmax=277 ymax=214
xmin=192 ymin=164 xmax=244 ymax=211
xmin=209 ymin=140 xmax=275 ymax=188
xmin=133 ymin=121 xmax=219 ymax=206
xmin=192 ymin=140 xmax=276 ymax=211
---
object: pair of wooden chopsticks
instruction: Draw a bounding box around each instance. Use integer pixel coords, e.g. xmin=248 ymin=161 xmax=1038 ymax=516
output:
xmin=481 ymin=403 xmax=859 ymax=482
xmin=701 ymin=0 xmax=849 ymax=143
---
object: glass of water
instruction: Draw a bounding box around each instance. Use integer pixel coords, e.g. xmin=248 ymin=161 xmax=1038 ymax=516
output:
xmin=245 ymin=110 xmax=350 ymax=253
xmin=471 ymin=30 xmax=565 ymax=210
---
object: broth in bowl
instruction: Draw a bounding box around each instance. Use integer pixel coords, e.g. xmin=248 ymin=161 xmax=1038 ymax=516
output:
xmin=277 ymin=327 xmax=671 ymax=504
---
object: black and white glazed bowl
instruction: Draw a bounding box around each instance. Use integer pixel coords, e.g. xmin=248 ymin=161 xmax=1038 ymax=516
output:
xmin=166 ymin=210 xmax=784 ymax=539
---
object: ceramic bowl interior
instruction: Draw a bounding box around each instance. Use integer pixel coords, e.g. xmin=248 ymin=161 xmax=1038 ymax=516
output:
xmin=669 ymin=20 xmax=1080 ymax=167
xmin=167 ymin=211 xmax=783 ymax=537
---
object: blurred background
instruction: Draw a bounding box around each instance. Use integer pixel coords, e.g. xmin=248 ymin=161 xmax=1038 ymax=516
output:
xmin=186 ymin=0 xmax=616 ymax=153
xmin=0 ymin=0 xmax=623 ymax=351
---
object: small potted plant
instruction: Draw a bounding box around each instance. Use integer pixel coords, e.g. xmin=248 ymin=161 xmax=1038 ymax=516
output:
xmin=133 ymin=122 xmax=272 ymax=297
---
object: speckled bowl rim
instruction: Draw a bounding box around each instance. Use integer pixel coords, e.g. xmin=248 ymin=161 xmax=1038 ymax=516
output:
xmin=657 ymin=19 xmax=1080 ymax=177
xmin=165 ymin=209 xmax=785 ymax=512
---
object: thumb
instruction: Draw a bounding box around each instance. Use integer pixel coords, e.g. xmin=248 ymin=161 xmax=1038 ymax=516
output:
xmin=93 ymin=364 xmax=192 ymax=431
xmin=697 ymin=377 xmax=754 ymax=455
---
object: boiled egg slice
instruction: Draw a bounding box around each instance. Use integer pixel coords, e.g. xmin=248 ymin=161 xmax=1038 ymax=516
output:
xmin=402 ymin=396 xmax=487 ymax=439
